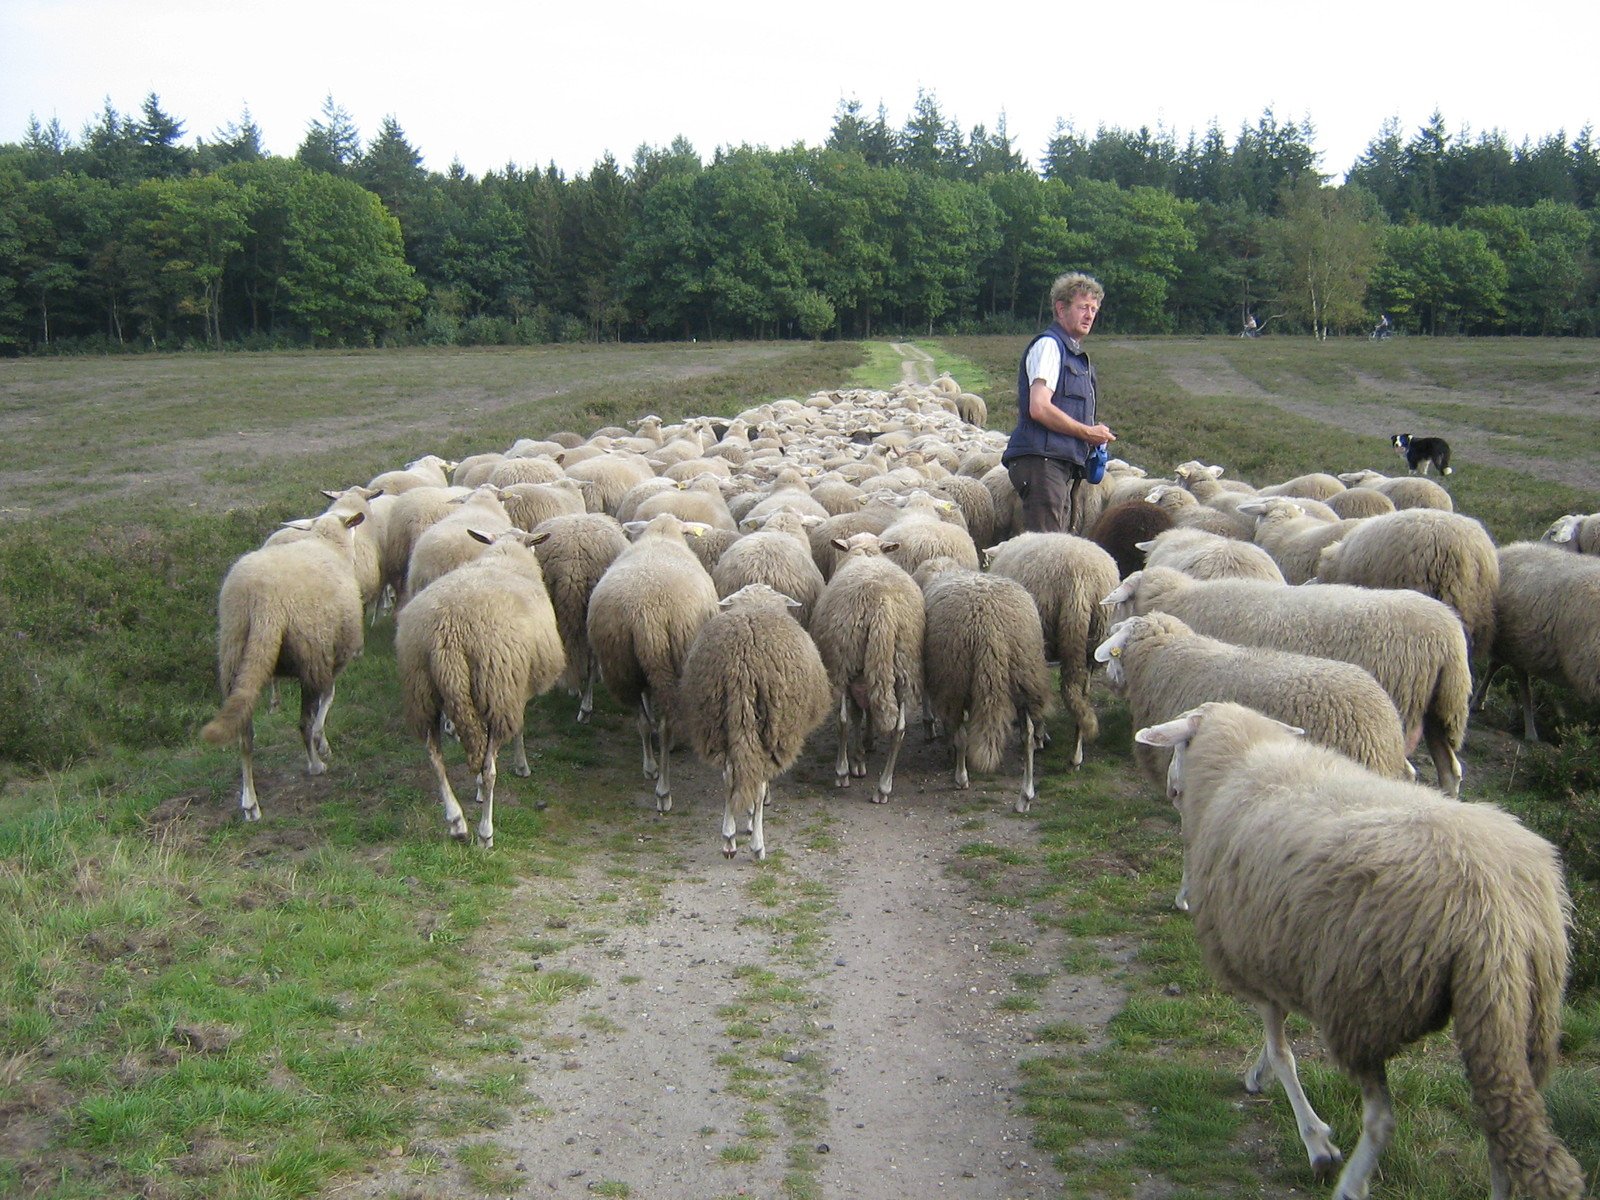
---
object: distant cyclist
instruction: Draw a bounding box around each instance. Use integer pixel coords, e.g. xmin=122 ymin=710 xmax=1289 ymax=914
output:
xmin=1242 ymin=311 xmax=1259 ymax=338
xmin=1372 ymin=313 xmax=1393 ymax=340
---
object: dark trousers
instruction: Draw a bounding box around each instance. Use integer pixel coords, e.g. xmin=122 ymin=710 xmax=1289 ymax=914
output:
xmin=1006 ymin=455 xmax=1084 ymax=534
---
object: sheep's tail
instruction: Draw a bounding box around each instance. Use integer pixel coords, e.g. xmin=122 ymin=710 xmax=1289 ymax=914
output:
xmin=201 ymin=615 xmax=283 ymax=744
xmin=962 ymin=640 xmax=1016 ymax=775
xmin=1055 ymin=595 xmax=1103 ymax=744
xmin=1424 ymin=630 xmax=1473 ymax=752
xmin=427 ymin=631 xmax=492 ymax=773
xmin=1452 ymin=907 xmax=1585 ymax=1199
xmin=863 ymin=616 xmax=907 ymax=736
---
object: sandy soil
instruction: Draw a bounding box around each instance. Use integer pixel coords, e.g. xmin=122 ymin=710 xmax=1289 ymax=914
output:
xmin=333 ymin=728 xmax=1127 ymax=1200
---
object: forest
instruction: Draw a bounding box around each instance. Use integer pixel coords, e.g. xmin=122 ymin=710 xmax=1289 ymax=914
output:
xmin=1 ymin=91 xmax=1598 ymax=353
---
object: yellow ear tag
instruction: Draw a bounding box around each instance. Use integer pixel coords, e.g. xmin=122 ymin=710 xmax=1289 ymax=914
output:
xmin=1109 ymin=647 xmax=1121 ymax=658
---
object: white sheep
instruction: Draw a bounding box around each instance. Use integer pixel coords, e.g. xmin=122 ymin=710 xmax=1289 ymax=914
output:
xmin=809 ymin=532 xmax=926 ymax=804
xmin=880 ymin=489 xmax=980 ymax=576
xmin=1134 ymin=701 xmax=1584 ymax=1200
xmin=500 ymin=478 xmax=587 ymax=531
xmin=1337 ymin=469 xmax=1453 ymax=512
xmin=564 ymin=451 xmax=657 ymax=515
xmin=1541 ymin=512 xmax=1600 ymax=555
xmin=918 ymin=565 xmax=1053 ymax=812
xmin=1104 ymin=567 xmax=1471 ymax=796
xmin=679 ymin=584 xmax=833 ymax=860
xmin=1137 ymin=526 xmax=1285 ymax=583
xmin=1238 ymin=497 xmax=1359 ymax=586
xmin=710 ymin=510 xmax=825 ymax=628
xmin=487 ymin=455 xmax=566 ymax=489
xmin=527 ymin=512 xmax=630 ymax=723
xmin=1255 ymin=472 xmax=1346 ymax=501
xmin=1313 ymin=506 xmax=1499 ymax=654
xmin=368 ymin=454 xmax=455 ymax=495
xmin=267 ymin=485 xmax=385 ymax=620
xmin=402 ymin=485 xmax=514 ymax=606
xmin=1325 ymin=487 xmax=1396 ymax=520
xmin=395 ymin=530 xmax=566 ymax=847
xmin=201 ymin=511 xmax=366 ymax=821
xmin=1477 ymin=541 xmax=1600 ymax=741
xmin=983 ymin=532 xmax=1120 ymax=768
xmin=587 ymin=513 xmax=721 ymax=812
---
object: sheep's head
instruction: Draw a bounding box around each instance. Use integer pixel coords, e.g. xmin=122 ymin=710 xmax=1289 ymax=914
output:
xmin=1542 ymin=514 xmax=1583 ymax=550
xmin=1135 ymin=702 xmax=1305 ymax=808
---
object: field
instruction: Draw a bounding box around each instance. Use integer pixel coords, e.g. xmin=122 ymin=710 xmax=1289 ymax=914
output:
xmin=1 ymin=336 xmax=1598 ymax=1200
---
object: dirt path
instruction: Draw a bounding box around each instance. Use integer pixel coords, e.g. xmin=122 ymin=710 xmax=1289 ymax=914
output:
xmin=891 ymin=343 xmax=937 ymax=386
xmin=338 ymin=727 xmax=1116 ymax=1200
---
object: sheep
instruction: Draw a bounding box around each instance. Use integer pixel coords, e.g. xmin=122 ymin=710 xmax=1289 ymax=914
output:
xmin=201 ymin=511 xmax=366 ymax=821
xmin=1312 ymin=507 xmax=1499 ymax=654
xmin=682 ymin=525 xmax=741 ymax=574
xmin=527 ymin=512 xmax=629 ymax=723
xmin=710 ymin=511 xmax=825 ymax=628
xmin=368 ymin=454 xmax=455 ymax=495
xmin=678 ymin=584 xmax=833 ymax=860
xmin=587 ymin=513 xmax=721 ymax=812
xmin=809 ymin=532 xmax=925 ymax=804
xmin=402 ymin=485 xmax=514 ymax=605
xmin=564 ymin=452 xmax=657 ymax=515
xmin=632 ymin=475 xmax=739 ymax=532
xmin=984 ymin=532 xmax=1120 ymax=768
xmin=808 ymin=499 xmax=900 ymax=581
xmin=1255 ymin=471 xmax=1346 ymax=501
xmin=1541 ymin=512 xmax=1600 ymax=555
xmin=955 ymin=391 xmax=988 ymax=427
xmin=395 ymin=530 xmax=566 ymax=848
xmin=880 ymin=490 xmax=980 ymax=576
xmin=1138 ymin=527 xmax=1286 ymax=583
xmin=1477 ymin=542 xmax=1600 ymax=741
xmin=1134 ymin=701 xmax=1583 ymax=1200
xmin=918 ymin=565 xmax=1053 ymax=812
xmin=500 ymin=478 xmax=587 ymax=531
xmin=1096 ymin=611 xmax=1410 ymax=790
xmin=1238 ymin=497 xmax=1359 ymax=585
xmin=1337 ymin=469 xmax=1454 ymax=512
xmin=1085 ymin=499 xmax=1175 ymax=579
xmin=451 ymin=452 xmax=505 ymax=489
xmin=487 ymin=455 xmax=566 ymax=489
xmin=378 ymin=484 xmax=471 ymax=609
xmin=1104 ymin=567 xmax=1471 ymax=796
xmin=929 ymin=473 xmax=997 ymax=549
xmin=267 ymin=485 xmax=385 ymax=619
xmin=1325 ymin=487 xmax=1396 ymax=520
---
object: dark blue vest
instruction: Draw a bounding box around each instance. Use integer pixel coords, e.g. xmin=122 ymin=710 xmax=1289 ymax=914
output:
xmin=1002 ymin=325 xmax=1096 ymax=466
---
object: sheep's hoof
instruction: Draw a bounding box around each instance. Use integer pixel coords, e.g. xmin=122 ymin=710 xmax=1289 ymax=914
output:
xmin=575 ymin=709 xmax=592 ymax=724
xmin=514 ymin=763 xmax=531 ymax=779
xmin=656 ymin=795 xmax=673 ymax=814
xmin=477 ymin=834 xmax=494 ymax=850
xmin=723 ymin=843 xmax=737 ymax=859
xmin=448 ymin=827 xmax=469 ymax=844
xmin=1314 ymin=1149 xmax=1344 ymax=1180
xmin=871 ymin=789 xmax=891 ymax=805
xmin=241 ymin=805 xmax=261 ymax=822
xmin=306 ymin=761 xmax=327 ymax=777
xmin=850 ymin=763 xmax=867 ymax=779
xmin=1014 ymin=795 xmax=1032 ymax=814
xmin=834 ymin=774 xmax=850 ymax=789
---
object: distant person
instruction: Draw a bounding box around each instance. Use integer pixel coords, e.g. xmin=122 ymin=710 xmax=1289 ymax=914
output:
xmin=1243 ymin=311 xmax=1259 ymax=338
xmin=1373 ymin=313 xmax=1392 ymax=339
xmin=1002 ymin=272 xmax=1116 ymax=534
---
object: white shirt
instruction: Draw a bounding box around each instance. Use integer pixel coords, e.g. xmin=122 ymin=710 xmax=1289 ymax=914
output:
xmin=1025 ymin=331 xmax=1082 ymax=388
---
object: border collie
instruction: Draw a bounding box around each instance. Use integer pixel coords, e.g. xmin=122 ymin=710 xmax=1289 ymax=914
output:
xmin=1390 ymin=434 xmax=1453 ymax=476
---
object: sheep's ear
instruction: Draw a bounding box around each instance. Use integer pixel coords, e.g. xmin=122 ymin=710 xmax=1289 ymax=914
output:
xmin=343 ymin=511 xmax=365 ymax=530
xmin=684 ymin=521 xmax=712 ymax=539
xmin=528 ymin=530 xmax=552 ymax=546
xmin=1093 ymin=620 xmax=1133 ymax=663
xmin=622 ymin=520 xmax=648 ymax=539
xmin=280 ymin=518 xmax=315 ymax=531
xmin=467 ymin=528 xmax=497 ymax=546
xmin=1101 ymin=574 xmax=1139 ymax=606
xmin=830 ymin=536 xmax=852 ymax=552
xmin=1545 ymin=515 xmax=1580 ymax=544
xmin=1134 ymin=710 xmax=1203 ymax=748
xmin=1133 ymin=539 xmax=1157 ymax=553
xmin=321 ymin=488 xmax=342 ymax=502
xmin=878 ymin=539 xmax=901 ymax=554
xmin=1269 ymin=718 xmax=1307 ymax=738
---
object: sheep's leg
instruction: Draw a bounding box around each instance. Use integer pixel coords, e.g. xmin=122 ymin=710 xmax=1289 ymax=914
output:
xmin=1033 ymin=718 xmax=1050 ymax=750
xmin=721 ymin=766 xmax=739 ymax=858
xmin=1247 ymin=1003 xmax=1341 ymax=1177
xmin=1517 ymin=670 xmax=1541 ymax=742
xmin=427 ymin=727 xmax=470 ymax=843
xmin=833 ymin=693 xmax=852 ymax=789
xmin=653 ymin=713 xmax=674 ymax=813
xmin=1331 ymin=1070 xmax=1395 ymax=1200
xmin=238 ymin=718 xmax=261 ymax=821
xmin=952 ymin=720 xmax=971 ymax=789
xmin=1488 ymin=1156 xmax=1511 ymax=1200
xmin=1015 ymin=714 xmax=1036 ymax=814
xmin=1470 ymin=660 xmax=1502 ymax=713
xmin=301 ymin=686 xmax=334 ymax=776
xmin=510 ymin=729 xmax=531 ymax=777
xmin=576 ymin=658 xmax=597 ymax=724
xmin=474 ymin=744 xmax=497 ymax=849
xmin=872 ymin=700 xmax=907 ymax=804
xmin=638 ymin=696 xmax=659 ymax=780
xmin=921 ymin=695 xmax=938 ymax=741
xmin=267 ymin=678 xmax=281 ymax=712
xmin=1423 ymin=725 xmax=1463 ymax=798
xmin=750 ymin=782 xmax=768 ymax=861
xmin=1173 ymin=867 xmax=1190 ymax=912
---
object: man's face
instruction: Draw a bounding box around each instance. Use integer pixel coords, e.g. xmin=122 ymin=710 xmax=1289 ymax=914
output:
xmin=1056 ymin=293 xmax=1099 ymax=339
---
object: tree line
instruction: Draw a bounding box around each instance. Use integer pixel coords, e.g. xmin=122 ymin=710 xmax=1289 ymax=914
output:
xmin=2 ymin=91 xmax=1598 ymax=354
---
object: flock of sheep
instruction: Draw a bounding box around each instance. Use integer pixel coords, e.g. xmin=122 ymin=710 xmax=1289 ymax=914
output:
xmin=199 ymin=372 xmax=1599 ymax=1199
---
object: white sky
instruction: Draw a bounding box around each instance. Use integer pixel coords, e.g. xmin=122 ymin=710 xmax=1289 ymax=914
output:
xmin=3 ymin=1 xmax=1596 ymax=184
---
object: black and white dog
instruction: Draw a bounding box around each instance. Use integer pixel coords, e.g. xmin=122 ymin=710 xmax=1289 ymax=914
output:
xmin=1391 ymin=434 xmax=1453 ymax=476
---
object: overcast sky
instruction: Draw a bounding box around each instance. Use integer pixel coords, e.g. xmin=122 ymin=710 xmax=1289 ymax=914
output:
xmin=4 ymin=1 xmax=1596 ymax=184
